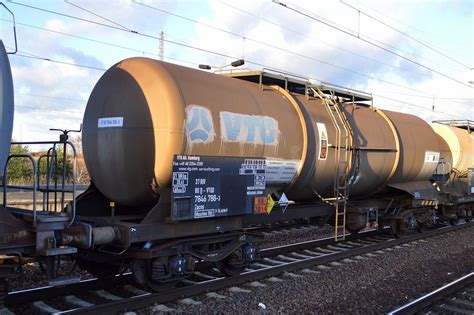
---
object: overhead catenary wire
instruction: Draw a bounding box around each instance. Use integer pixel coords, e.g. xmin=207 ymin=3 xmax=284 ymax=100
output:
xmin=16 ymin=104 xmax=83 ymax=114
xmin=349 ymin=0 xmax=468 ymax=51
xmin=133 ymin=1 xmax=472 ymax=108
xmin=217 ymin=1 xmax=471 ymax=107
xmin=11 ymin=0 xmax=472 ymax=109
xmin=2 ymin=2 xmax=468 ymax=120
xmin=132 ymin=0 xmax=441 ymax=98
xmin=0 ymin=18 xmax=199 ymax=67
xmin=218 ymin=0 xmax=429 ymax=79
xmin=64 ymin=0 xmax=133 ymax=32
xmin=7 ymin=16 xmax=467 ymax=107
xmin=6 ymin=0 xmax=441 ymax=99
xmin=339 ymin=0 xmax=471 ymax=69
xmin=15 ymin=52 xmax=106 ymax=71
xmin=272 ymin=0 xmax=472 ymax=89
xmin=9 ymin=48 xmax=464 ymax=120
xmin=16 ymin=92 xmax=85 ymax=103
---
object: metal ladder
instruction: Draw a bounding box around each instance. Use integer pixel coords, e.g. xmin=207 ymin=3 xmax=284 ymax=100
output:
xmin=311 ymin=86 xmax=353 ymax=241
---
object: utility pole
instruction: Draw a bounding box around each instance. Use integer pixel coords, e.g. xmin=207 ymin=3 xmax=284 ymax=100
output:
xmin=159 ymin=31 xmax=164 ymax=61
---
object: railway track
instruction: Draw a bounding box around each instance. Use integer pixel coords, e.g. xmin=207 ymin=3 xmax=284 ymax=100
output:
xmin=389 ymin=272 xmax=474 ymax=315
xmin=3 ymin=222 xmax=472 ymax=314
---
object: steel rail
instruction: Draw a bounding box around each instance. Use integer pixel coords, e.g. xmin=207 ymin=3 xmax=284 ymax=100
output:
xmin=388 ymin=272 xmax=474 ymax=315
xmin=2 ymin=227 xmax=386 ymax=309
xmin=1 ymin=226 xmax=345 ymax=305
xmin=58 ymin=223 xmax=473 ymax=314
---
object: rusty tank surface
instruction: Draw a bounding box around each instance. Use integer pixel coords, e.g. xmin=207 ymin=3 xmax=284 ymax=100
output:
xmin=83 ymin=57 xmax=443 ymax=207
xmin=83 ymin=58 xmax=306 ymax=206
xmin=430 ymin=123 xmax=474 ymax=173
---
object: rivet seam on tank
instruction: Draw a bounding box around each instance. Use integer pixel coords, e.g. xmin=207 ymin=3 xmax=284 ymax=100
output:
xmin=184 ymin=105 xmax=280 ymax=146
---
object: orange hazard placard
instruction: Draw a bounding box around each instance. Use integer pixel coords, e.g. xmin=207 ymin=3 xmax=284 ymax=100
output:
xmin=317 ymin=122 xmax=328 ymax=161
xmin=253 ymin=196 xmax=268 ymax=214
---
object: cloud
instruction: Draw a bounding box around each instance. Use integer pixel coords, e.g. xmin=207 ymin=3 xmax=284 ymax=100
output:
xmin=0 ymin=0 xmax=472 ymax=146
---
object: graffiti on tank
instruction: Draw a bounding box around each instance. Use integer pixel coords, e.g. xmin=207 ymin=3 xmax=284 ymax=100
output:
xmin=185 ymin=106 xmax=280 ymax=145
xmin=219 ymin=111 xmax=279 ymax=145
xmin=185 ymin=105 xmax=215 ymax=144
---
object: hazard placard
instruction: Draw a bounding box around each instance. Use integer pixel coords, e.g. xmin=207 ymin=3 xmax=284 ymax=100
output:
xmin=253 ymin=196 xmax=268 ymax=214
xmin=266 ymin=194 xmax=275 ymax=214
xmin=278 ymin=193 xmax=289 ymax=213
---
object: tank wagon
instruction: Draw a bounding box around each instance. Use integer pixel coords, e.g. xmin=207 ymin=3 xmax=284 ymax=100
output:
xmin=0 ymin=52 xmax=472 ymax=290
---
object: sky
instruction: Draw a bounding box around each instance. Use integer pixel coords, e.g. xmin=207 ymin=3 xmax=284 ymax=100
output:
xmin=0 ymin=0 xmax=473 ymax=143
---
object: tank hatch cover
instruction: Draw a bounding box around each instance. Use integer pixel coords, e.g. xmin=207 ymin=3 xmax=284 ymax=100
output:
xmin=220 ymin=69 xmax=372 ymax=103
xmin=432 ymin=120 xmax=474 ymax=132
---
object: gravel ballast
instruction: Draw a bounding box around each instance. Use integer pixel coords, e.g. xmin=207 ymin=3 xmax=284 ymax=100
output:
xmin=6 ymin=223 xmax=334 ymax=292
xmin=145 ymin=225 xmax=474 ymax=314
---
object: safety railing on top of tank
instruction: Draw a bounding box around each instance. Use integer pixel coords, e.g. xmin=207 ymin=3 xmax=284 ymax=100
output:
xmin=312 ymin=81 xmax=373 ymax=103
xmin=1 ymin=128 xmax=79 ymax=228
xmin=432 ymin=120 xmax=474 ymax=133
xmin=213 ymin=67 xmax=255 ymax=75
xmin=260 ymin=67 xmax=310 ymax=91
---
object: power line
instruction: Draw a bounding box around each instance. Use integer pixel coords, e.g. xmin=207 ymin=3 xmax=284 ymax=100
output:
xmin=7 ymin=0 xmax=437 ymax=99
xmin=6 ymin=0 xmax=132 ymax=33
xmin=340 ymin=0 xmax=471 ymax=69
xmin=372 ymin=94 xmax=464 ymax=119
xmin=16 ymin=92 xmax=86 ymax=103
xmin=217 ymin=1 xmax=471 ymax=108
xmin=8 ymin=0 xmax=471 ymax=95
xmin=373 ymin=90 xmax=474 ymax=101
xmin=273 ymin=0 xmax=472 ymax=89
xmin=0 ymin=18 xmax=199 ymax=67
xmin=133 ymin=1 xmax=441 ymax=98
xmin=16 ymin=104 xmax=83 ymax=114
xmin=64 ymin=0 xmax=133 ymax=32
xmin=349 ymin=0 xmax=468 ymax=51
xmin=15 ymin=52 xmax=106 ymax=71
xmin=133 ymin=0 xmax=473 ymax=105
xmin=219 ymin=1 xmax=430 ymax=79
xmin=3 ymin=2 xmax=468 ymax=119
xmin=12 ymin=47 xmax=465 ymax=120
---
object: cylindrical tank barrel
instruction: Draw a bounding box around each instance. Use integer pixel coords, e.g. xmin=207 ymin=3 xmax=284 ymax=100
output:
xmin=0 ymin=41 xmax=14 ymax=177
xmin=83 ymin=58 xmax=307 ymax=206
xmin=83 ymin=57 xmax=443 ymax=207
xmin=430 ymin=123 xmax=474 ymax=173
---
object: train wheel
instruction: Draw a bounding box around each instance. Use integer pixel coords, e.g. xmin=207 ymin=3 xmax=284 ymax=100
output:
xmin=465 ymin=209 xmax=472 ymax=222
xmin=414 ymin=210 xmax=434 ymax=233
xmin=131 ymin=259 xmax=178 ymax=292
xmin=214 ymin=248 xmax=246 ymax=276
xmin=390 ymin=219 xmax=403 ymax=238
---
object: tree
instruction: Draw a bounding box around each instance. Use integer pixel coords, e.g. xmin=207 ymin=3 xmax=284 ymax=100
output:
xmin=5 ymin=144 xmax=33 ymax=184
xmin=69 ymin=135 xmax=90 ymax=184
xmin=37 ymin=146 xmax=74 ymax=184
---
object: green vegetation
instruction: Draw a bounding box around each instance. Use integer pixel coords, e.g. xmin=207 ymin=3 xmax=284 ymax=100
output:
xmin=6 ymin=144 xmax=33 ymax=183
xmin=5 ymin=144 xmax=77 ymax=185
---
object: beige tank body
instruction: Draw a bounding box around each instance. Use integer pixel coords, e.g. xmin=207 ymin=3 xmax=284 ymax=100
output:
xmin=83 ymin=58 xmax=306 ymax=206
xmin=433 ymin=131 xmax=453 ymax=176
xmin=341 ymin=105 xmax=399 ymax=195
xmin=83 ymin=57 xmax=445 ymax=207
xmin=385 ymin=111 xmax=440 ymax=183
xmin=289 ymin=99 xmax=399 ymax=198
xmin=430 ymin=123 xmax=474 ymax=173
